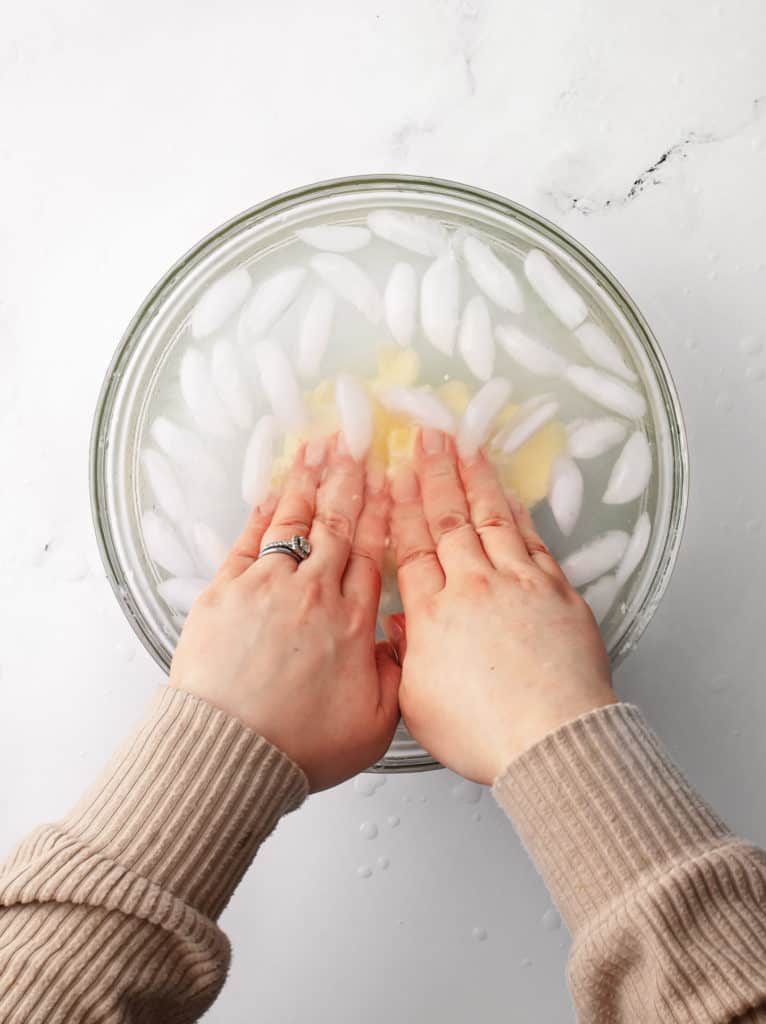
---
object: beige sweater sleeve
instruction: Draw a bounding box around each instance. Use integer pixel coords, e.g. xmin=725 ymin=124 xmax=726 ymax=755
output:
xmin=493 ymin=702 xmax=766 ymax=1024
xmin=0 ymin=686 xmax=308 ymax=1024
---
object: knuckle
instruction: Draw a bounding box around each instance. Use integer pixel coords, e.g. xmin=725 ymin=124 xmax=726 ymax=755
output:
xmin=523 ymin=535 xmax=551 ymax=558
xmin=464 ymin=570 xmax=492 ymax=593
xmin=434 ymin=511 xmax=469 ymax=536
xmin=399 ymin=547 xmax=436 ymax=569
xmin=318 ymin=511 xmax=353 ymax=541
xmin=476 ymin=514 xmax=515 ymax=531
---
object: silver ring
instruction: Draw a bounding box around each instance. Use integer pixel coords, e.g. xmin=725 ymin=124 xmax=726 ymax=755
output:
xmin=257 ymin=534 xmax=312 ymax=565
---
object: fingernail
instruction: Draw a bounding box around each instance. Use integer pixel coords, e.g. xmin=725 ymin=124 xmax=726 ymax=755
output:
xmin=366 ymin=462 xmax=386 ymax=495
xmin=336 ymin=432 xmax=349 ymax=456
xmin=305 ymin=436 xmax=327 ymax=468
xmin=421 ymin=428 xmax=444 ymax=454
xmin=391 ymin=465 xmax=419 ymax=502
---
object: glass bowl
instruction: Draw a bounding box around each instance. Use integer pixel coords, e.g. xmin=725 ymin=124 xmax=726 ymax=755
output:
xmin=90 ymin=174 xmax=688 ymax=773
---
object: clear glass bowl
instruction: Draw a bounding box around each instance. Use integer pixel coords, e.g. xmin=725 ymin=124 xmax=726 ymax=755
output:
xmin=90 ymin=174 xmax=688 ymax=773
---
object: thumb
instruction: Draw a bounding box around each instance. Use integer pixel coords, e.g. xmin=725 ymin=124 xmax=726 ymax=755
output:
xmin=381 ymin=613 xmax=407 ymax=664
xmin=374 ymin=640 xmax=402 ymax=722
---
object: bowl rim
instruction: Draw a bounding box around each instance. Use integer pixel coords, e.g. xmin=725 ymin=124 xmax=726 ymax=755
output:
xmin=90 ymin=172 xmax=690 ymax=770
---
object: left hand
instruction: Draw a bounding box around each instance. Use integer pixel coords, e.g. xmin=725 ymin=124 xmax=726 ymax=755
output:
xmin=170 ymin=436 xmax=401 ymax=792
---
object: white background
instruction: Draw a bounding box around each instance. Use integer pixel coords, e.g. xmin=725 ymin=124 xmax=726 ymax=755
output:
xmin=2 ymin=2 xmax=766 ymax=1021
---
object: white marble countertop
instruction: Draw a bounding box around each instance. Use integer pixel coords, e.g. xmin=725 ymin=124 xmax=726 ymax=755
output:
xmin=2 ymin=2 xmax=766 ymax=1020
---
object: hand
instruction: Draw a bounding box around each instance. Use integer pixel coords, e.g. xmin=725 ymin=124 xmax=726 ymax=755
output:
xmin=170 ymin=437 xmax=401 ymax=792
xmin=387 ymin=429 xmax=615 ymax=784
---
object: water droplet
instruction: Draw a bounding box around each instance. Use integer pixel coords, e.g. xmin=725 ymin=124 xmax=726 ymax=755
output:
xmin=451 ymin=780 xmax=483 ymax=804
xmin=521 ymin=957 xmax=533 ymax=968
xmin=541 ymin=908 xmax=562 ymax=932
xmin=746 ymin=366 xmax=766 ymax=382
xmin=387 ymin=815 xmax=400 ymax=828
xmin=419 ymin=795 xmax=428 ymax=803
xmin=471 ymin=927 xmax=488 ymax=942
xmin=711 ymin=676 xmax=728 ymax=692
xmin=715 ymin=392 xmax=733 ymax=411
xmin=360 ymin=821 xmax=378 ymax=840
xmin=739 ymin=336 xmax=763 ymax=355
xmin=376 ymin=856 xmax=390 ymax=871
xmin=746 ymin=518 xmax=762 ymax=534
xmin=356 ymin=865 xmax=372 ymax=879
xmin=354 ymin=775 xmax=385 ymax=797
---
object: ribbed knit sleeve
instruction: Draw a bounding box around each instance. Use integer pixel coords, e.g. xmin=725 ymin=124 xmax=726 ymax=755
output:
xmin=493 ymin=703 xmax=766 ymax=1023
xmin=0 ymin=686 xmax=309 ymax=1024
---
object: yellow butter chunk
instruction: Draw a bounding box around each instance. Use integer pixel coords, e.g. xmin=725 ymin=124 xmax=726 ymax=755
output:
xmin=387 ymin=425 xmax=417 ymax=464
xmin=374 ymin=345 xmax=421 ymax=390
xmin=437 ymin=379 xmax=472 ymax=416
xmin=493 ymin=420 xmax=567 ymax=507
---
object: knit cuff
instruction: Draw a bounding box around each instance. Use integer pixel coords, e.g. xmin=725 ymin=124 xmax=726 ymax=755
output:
xmin=492 ymin=703 xmax=731 ymax=932
xmin=60 ymin=686 xmax=309 ymax=920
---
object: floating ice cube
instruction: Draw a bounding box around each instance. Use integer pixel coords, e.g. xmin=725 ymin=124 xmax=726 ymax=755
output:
xmin=238 ymin=266 xmax=307 ymax=341
xmin=457 ymin=378 xmax=512 ymax=459
xmin=141 ymin=510 xmax=195 ymax=577
xmin=498 ymin=396 xmax=559 ymax=454
xmin=603 ymin=431 xmax=652 ymax=504
xmin=367 ymin=209 xmax=448 ymax=257
xmin=180 ymin=347 xmax=236 ymax=437
xmin=310 ymin=253 xmax=382 ymax=323
xmin=211 ymin=338 xmax=253 ymax=430
xmin=615 ymin=512 xmax=651 ymax=585
xmin=574 ymin=322 xmax=637 ymax=382
xmin=548 ymin=455 xmax=583 ymax=536
xmin=336 ymin=374 xmax=374 ymax=461
xmin=384 ymin=262 xmax=418 ymax=348
xmin=462 ymin=236 xmax=524 ymax=314
xmin=296 ymin=224 xmax=371 ymax=252
xmin=241 ymin=414 xmax=276 ymax=506
xmin=379 ymin=387 xmax=456 ymax=434
xmin=150 ymin=417 xmax=228 ymax=493
xmin=583 ymin=573 xmax=620 ymax=624
xmin=421 ymin=249 xmax=460 ymax=356
xmin=297 ymin=287 xmax=335 ymax=380
xmin=157 ymin=576 xmax=207 ymax=613
xmin=254 ymin=339 xmax=306 ymax=431
xmin=566 ymin=417 xmax=628 ymax=459
xmin=496 ymin=323 xmax=567 ymax=377
xmin=561 ymin=530 xmax=630 ymax=587
xmin=140 ymin=449 xmax=187 ymax=523
xmin=524 ymin=249 xmax=588 ymax=329
xmin=565 ymin=366 xmax=647 ymax=419
xmin=458 ymin=295 xmax=495 ymax=382
xmin=191 ymin=521 xmax=229 ymax=577
xmin=190 ymin=268 xmax=251 ymax=339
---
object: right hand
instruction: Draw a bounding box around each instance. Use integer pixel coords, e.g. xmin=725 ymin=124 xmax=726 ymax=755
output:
xmin=387 ymin=428 xmax=616 ymax=784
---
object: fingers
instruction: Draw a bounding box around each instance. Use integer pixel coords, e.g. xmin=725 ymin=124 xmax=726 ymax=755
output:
xmin=458 ymin=451 xmax=532 ymax=570
xmin=506 ymin=492 xmax=567 ymax=580
xmin=341 ymin=464 xmax=390 ymax=606
xmin=308 ymin=435 xmax=366 ymax=578
xmin=374 ymin=640 xmax=402 ymax=727
xmin=217 ymin=494 xmax=278 ymax=580
xmin=415 ymin=430 xmax=487 ymax=571
xmin=252 ymin=439 xmax=327 ymax=576
xmin=389 ymin=464 xmax=444 ymax=605
xmin=381 ymin=613 xmax=407 ymax=664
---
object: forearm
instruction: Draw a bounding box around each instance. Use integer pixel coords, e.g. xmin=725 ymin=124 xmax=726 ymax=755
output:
xmin=0 ymin=687 xmax=308 ymax=1024
xmin=494 ymin=703 xmax=766 ymax=1024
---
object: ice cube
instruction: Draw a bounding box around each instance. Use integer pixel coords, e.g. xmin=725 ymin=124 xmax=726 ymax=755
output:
xmin=296 ymin=224 xmax=371 ymax=252
xmin=254 ymin=339 xmax=306 ymax=432
xmin=421 ymin=249 xmax=460 ymax=356
xmin=615 ymin=512 xmax=651 ymax=585
xmin=496 ymin=323 xmax=567 ymax=377
xmin=583 ymin=573 xmax=620 ymax=624
xmin=458 ymin=295 xmax=495 ymax=382
xmin=180 ymin=347 xmax=236 ymax=437
xmin=462 ymin=236 xmax=524 ymax=314
xmin=310 ymin=253 xmax=382 ymax=323
xmin=566 ymin=417 xmax=628 ymax=459
xmin=336 ymin=374 xmax=374 ymax=461
xmin=384 ymin=262 xmax=418 ymax=348
xmin=565 ymin=366 xmax=647 ymax=419
xmin=238 ymin=266 xmax=307 ymax=341
xmin=241 ymin=414 xmax=276 ymax=506
xmin=603 ymin=431 xmax=652 ymax=504
xmin=140 ymin=449 xmax=187 ymax=523
xmin=141 ymin=510 xmax=195 ymax=577
xmin=547 ymin=455 xmax=583 ymax=536
xmin=211 ymin=338 xmax=253 ymax=430
xmin=498 ymin=396 xmax=559 ymax=455
xmin=379 ymin=387 xmax=456 ymax=434
xmin=157 ymin=576 xmax=207 ymax=613
xmin=457 ymin=378 xmax=512 ymax=459
xmin=297 ymin=287 xmax=336 ymax=380
xmin=150 ymin=417 xmax=228 ymax=493
xmin=574 ymin=321 xmax=637 ymax=382
xmin=191 ymin=268 xmax=251 ymax=339
xmin=561 ymin=530 xmax=630 ymax=587
xmin=367 ymin=209 xmax=448 ymax=257
xmin=524 ymin=249 xmax=588 ymax=329
xmin=191 ymin=521 xmax=229 ymax=577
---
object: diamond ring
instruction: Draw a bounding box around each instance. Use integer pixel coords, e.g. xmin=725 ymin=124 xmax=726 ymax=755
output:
xmin=257 ymin=535 xmax=312 ymax=565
